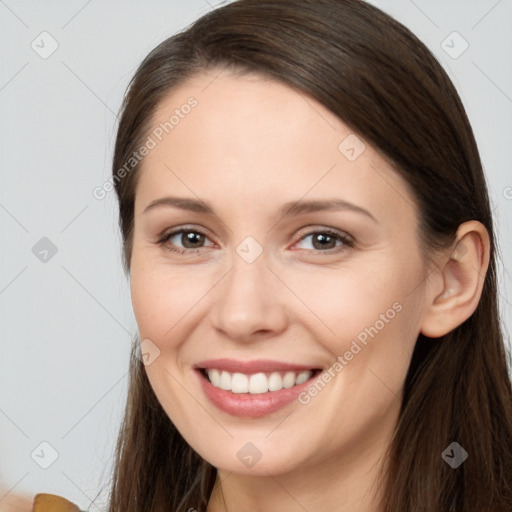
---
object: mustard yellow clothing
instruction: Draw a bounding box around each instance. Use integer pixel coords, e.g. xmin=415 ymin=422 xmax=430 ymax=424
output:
xmin=32 ymin=493 xmax=83 ymax=512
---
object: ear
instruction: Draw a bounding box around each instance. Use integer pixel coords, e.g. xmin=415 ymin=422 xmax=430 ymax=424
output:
xmin=420 ymin=221 xmax=491 ymax=338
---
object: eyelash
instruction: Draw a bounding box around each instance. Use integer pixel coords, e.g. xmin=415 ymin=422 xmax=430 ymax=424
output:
xmin=156 ymin=226 xmax=354 ymax=256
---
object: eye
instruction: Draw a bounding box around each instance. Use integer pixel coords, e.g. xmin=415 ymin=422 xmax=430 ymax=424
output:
xmin=157 ymin=228 xmax=215 ymax=255
xmin=292 ymin=228 xmax=354 ymax=253
xmin=156 ymin=226 xmax=354 ymax=256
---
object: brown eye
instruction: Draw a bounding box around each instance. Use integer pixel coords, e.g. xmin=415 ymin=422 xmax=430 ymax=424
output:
xmin=294 ymin=229 xmax=354 ymax=253
xmin=157 ymin=228 xmax=215 ymax=254
xmin=180 ymin=231 xmax=206 ymax=249
xmin=311 ymin=233 xmax=337 ymax=250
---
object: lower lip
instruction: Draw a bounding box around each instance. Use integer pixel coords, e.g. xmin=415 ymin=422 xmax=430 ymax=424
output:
xmin=195 ymin=369 xmax=319 ymax=418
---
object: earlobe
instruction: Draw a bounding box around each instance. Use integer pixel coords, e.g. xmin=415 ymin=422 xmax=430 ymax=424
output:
xmin=420 ymin=221 xmax=490 ymax=339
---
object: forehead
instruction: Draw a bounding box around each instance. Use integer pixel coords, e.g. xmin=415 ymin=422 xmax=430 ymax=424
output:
xmin=135 ymin=69 xmax=418 ymax=227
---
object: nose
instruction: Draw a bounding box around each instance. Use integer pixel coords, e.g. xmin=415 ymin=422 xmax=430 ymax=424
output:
xmin=209 ymin=252 xmax=288 ymax=343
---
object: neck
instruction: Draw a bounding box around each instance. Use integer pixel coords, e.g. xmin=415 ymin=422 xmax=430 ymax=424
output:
xmin=207 ymin=418 xmax=394 ymax=512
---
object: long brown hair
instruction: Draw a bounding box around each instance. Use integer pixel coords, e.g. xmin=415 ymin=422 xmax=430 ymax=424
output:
xmin=104 ymin=1 xmax=512 ymax=510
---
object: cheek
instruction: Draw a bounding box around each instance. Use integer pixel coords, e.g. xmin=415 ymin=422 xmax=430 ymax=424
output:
xmin=283 ymin=258 xmax=422 ymax=343
xmin=130 ymin=271 xmax=165 ymax=339
xmin=129 ymin=261 xmax=213 ymax=347
xmin=281 ymin=258 xmax=425 ymax=399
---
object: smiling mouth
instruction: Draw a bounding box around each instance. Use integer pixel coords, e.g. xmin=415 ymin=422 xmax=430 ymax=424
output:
xmin=199 ymin=368 xmax=322 ymax=394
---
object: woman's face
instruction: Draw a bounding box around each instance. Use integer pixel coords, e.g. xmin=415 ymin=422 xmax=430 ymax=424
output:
xmin=130 ymin=69 xmax=431 ymax=476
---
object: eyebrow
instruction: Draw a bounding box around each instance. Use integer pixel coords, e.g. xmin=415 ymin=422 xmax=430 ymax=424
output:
xmin=143 ymin=196 xmax=377 ymax=223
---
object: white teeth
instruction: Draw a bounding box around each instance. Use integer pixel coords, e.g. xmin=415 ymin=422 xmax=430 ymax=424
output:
xmin=209 ymin=369 xmax=220 ymax=387
xmin=219 ymin=371 xmax=231 ymax=390
xmin=249 ymin=373 xmax=268 ymax=394
xmin=231 ymin=372 xmax=249 ymax=393
xmin=283 ymin=372 xmax=296 ymax=389
xmin=295 ymin=370 xmax=310 ymax=385
xmin=205 ymin=368 xmax=313 ymax=394
xmin=268 ymin=372 xmax=283 ymax=391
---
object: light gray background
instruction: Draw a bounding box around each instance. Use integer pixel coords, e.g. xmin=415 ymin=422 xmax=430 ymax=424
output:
xmin=1 ymin=0 xmax=511 ymax=509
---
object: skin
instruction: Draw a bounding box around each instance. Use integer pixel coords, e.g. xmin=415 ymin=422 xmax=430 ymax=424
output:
xmin=129 ymin=69 xmax=490 ymax=512
xmin=0 ymin=487 xmax=33 ymax=512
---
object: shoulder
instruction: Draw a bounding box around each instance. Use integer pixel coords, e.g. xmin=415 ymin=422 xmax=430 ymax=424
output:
xmin=0 ymin=490 xmax=32 ymax=512
xmin=32 ymin=493 xmax=84 ymax=512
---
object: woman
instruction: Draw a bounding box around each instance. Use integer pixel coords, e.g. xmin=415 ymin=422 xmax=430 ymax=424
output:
xmin=18 ymin=0 xmax=512 ymax=510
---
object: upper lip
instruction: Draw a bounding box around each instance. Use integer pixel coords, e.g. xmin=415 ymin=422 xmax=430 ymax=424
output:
xmin=194 ymin=358 xmax=320 ymax=374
